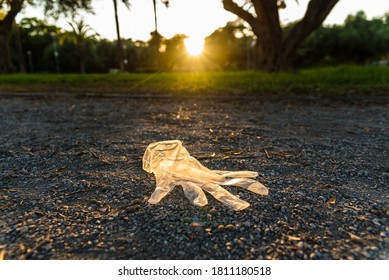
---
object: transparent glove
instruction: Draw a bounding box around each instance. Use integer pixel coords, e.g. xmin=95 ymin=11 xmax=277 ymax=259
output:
xmin=143 ymin=140 xmax=269 ymax=211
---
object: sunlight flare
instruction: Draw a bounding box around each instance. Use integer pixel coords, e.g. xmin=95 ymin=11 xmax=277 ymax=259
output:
xmin=185 ymin=36 xmax=204 ymax=56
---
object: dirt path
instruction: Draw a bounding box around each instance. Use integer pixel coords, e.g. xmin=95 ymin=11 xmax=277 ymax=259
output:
xmin=0 ymin=94 xmax=388 ymax=259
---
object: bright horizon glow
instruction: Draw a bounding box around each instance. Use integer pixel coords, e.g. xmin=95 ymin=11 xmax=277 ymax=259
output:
xmin=17 ymin=0 xmax=389 ymax=42
xmin=185 ymin=36 xmax=204 ymax=56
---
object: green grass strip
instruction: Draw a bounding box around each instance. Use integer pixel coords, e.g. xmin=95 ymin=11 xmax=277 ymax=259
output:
xmin=0 ymin=65 xmax=388 ymax=96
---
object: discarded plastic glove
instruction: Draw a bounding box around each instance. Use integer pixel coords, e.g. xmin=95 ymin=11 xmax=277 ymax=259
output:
xmin=143 ymin=140 xmax=268 ymax=211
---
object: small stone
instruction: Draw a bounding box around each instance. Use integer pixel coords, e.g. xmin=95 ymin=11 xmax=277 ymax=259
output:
xmin=209 ymin=208 xmax=217 ymax=215
xmin=244 ymin=221 xmax=252 ymax=228
xmin=225 ymin=224 xmax=236 ymax=231
xmin=217 ymin=224 xmax=225 ymax=230
xmin=362 ymin=251 xmax=371 ymax=258
xmin=309 ymin=223 xmax=317 ymax=229
xmin=296 ymin=241 xmax=305 ymax=250
xmin=130 ymin=198 xmax=143 ymax=205
xmin=43 ymin=243 xmax=52 ymax=251
xmin=273 ymin=204 xmax=282 ymax=211
xmin=126 ymin=205 xmax=141 ymax=213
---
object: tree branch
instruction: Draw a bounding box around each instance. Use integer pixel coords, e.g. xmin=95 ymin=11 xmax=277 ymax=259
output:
xmin=2 ymin=0 xmax=24 ymax=27
xmin=251 ymin=0 xmax=282 ymax=44
xmin=284 ymin=0 xmax=339 ymax=55
xmin=222 ymin=0 xmax=256 ymax=28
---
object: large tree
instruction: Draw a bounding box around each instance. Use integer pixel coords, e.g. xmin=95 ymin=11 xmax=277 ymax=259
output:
xmin=0 ymin=0 xmax=92 ymax=73
xmin=222 ymin=0 xmax=339 ymax=71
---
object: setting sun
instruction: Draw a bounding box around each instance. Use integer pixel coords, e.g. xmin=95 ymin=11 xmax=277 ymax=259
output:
xmin=185 ymin=37 xmax=204 ymax=56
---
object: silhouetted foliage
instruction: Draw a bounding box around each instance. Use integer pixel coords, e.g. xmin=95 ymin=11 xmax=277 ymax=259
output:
xmin=162 ymin=34 xmax=187 ymax=70
xmin=7 ymin=11 xmax=389 ymax=73
xmin=297 ymin=11 xmax=389 ymax=67
xmin=14 ymin=18 xmax=61 ymax=73
xmin=203 ymin=21 xmax=254 ymax=70
xmin=0 ymin=0 xmax=94 ymax=73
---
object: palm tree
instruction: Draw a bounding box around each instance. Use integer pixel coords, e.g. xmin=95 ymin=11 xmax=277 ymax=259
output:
xmin=150 ymin=0 xmax=169 ymax=70
xmin=152 ymin=0 xmax=169 ymax=33
xmin=112 ymin=0 xmax=130 ymax=72
xmin=61 ymin=18 xmax=99 ymax=73
xmin=112 ymin=0 xmax=168 ymax=71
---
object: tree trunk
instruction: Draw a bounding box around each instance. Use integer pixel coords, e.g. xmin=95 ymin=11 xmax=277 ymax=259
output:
xmin=255 ymin=43 xmax=292 ymax=71
xmin=251 ymin=0 xmax=288 ymax=70
xmin=223 ymin=0 xmax=339 ymax=71
xmin=0 ymin=23 xmax=15 ymax=74
xmin=80 ymin=57 xmax=86 ymax=74
xmin=13 ymin=22 xmax=26 ymax=73
xmin=113 ymin=0 xmax=124 ymax=72
xmin=79 ymin=41 xmax=86 ymax=74
xmin=153 ymin=0 xmax=158 ymax=32
xmin=79 ymin=51 xmax=86 ymax=74
xmin=0 ymin=0 xmax=24 ymax=74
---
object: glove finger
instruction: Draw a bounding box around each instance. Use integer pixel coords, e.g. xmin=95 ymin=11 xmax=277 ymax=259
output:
xmin=222 ymin=178 xmax=269 ymax=195
xmin=148 ymin=179 xmax=176 ymax=204
xmin=202 ymin=183 xmax=250 ymax=211
xmin=179 ymin=181 xmax=208 ymax=207
xmin=213 ymin=170 xmax=258 ymax=178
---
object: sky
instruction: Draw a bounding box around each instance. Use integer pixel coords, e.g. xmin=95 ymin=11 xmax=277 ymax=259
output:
xmin=18 ymin=0 xmax=389 ymax=42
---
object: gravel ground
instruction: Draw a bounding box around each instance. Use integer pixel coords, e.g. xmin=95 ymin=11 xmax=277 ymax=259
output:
xmin=0 ymin=93 xmax=388 ymax=260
